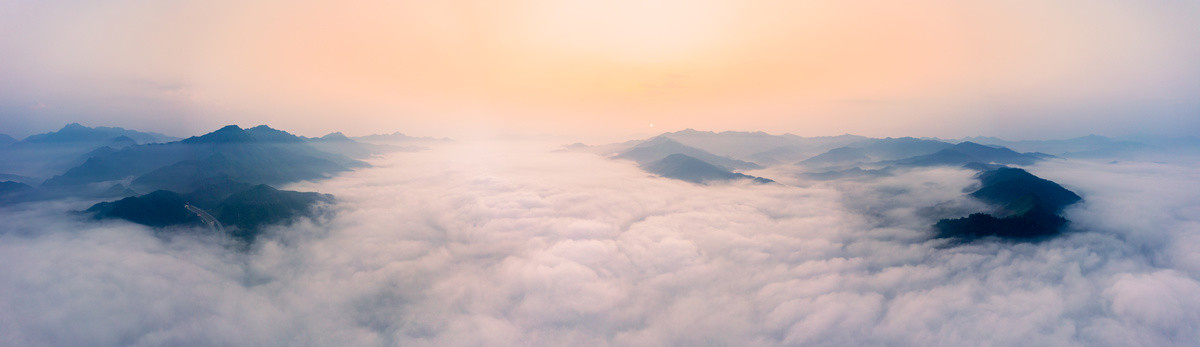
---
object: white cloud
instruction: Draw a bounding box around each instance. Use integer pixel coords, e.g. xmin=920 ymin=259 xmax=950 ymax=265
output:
xmin=2 ymin=143 xmax=1199 ymax=345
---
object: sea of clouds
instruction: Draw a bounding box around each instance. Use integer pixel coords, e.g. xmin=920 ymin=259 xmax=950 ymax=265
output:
xmin=2 ymin=141 xmax=1199 ymax=346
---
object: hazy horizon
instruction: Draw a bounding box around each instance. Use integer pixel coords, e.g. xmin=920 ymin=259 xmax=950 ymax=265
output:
xmin=6 ymin=121 xmax=1198 ymax=145
xmin=4 ymin=1 xmax=1200 ymax=345
xmin=3 ymin=1 xmax=1199 ymax=140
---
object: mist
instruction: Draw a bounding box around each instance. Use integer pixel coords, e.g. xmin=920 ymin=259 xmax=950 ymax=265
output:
xmin=3 ymin=140 xmax=1199 ymax=345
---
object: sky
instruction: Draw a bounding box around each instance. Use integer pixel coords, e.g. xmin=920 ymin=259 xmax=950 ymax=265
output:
xmin=1 ymin=0 xmax=1199 ymax=140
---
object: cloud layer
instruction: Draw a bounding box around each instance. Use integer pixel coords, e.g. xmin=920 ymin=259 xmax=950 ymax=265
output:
xmin=2 ymin=142 xmax=1200 ymax=345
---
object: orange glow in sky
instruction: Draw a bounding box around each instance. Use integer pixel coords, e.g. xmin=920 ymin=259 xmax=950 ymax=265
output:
xmin=2 ymin=0 xmax=1198 ymax=140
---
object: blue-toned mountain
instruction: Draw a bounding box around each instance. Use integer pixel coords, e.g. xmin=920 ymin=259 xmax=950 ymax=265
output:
xmin=642 ymin=154 xmax=773 ymax=184
xmin=42 ymin=125 xmax=364 ymax=193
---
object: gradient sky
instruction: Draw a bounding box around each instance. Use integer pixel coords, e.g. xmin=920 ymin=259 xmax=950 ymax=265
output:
xmin=1 ymin=0 xmax=1198 ymax=140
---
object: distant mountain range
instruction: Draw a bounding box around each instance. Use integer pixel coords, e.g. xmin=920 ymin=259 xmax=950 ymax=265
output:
xmin=799 ymin=137 xmax=956 ymax=168
xmin=0 ymin=125 xmax=420 ymax=191
xmin=573 ymin=131 xmax=1088 ymax=243
xmin=15 ymin=123 xmax=179 ymax=145
xmin=963 ymin=134 xmax=1200 ymax=160
xmin=40 ymin=125 xmax=365 ymax=193
xmin=960 ymin=135 xmax=1144 ymax=157
xmin=573 ymin=130 xmax=1200 ymax=175
xmin=648 ymin=129 xmax=868 ymax=165
xmin=0 ymin=123 xmax=418 ymax=245
xmin=46 ymin=124 xmax=374 ymax=241
xmin=4 ymin=124 xmax=1186 ymax=245
xmin=577 ymin=131 xmax=1059 ymax=185
xmin=884 ymin=142 xmax=1049 ymax=167
xmin=0 ymin=123 xmax=179 ymax=180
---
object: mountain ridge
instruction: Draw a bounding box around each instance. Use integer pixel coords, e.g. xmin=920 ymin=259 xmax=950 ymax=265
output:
xmin=642 ymin=154 xmax=774 ymax=184
xmin=934 ymin=166 xmax=1082 ymax=241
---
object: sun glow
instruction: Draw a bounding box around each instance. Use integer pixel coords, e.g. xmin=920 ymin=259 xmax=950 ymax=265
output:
xmin=519 ymin=0 xmax=735 ymax=63
xmin=14 ymin=0 xmax=1189 ymax=138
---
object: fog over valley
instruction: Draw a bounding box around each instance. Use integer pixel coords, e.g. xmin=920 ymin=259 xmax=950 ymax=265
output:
xmin=5 ymin=1 xmax=1200 ymax=344
xmin=2 ymin=124 xmax=1200 ymax=345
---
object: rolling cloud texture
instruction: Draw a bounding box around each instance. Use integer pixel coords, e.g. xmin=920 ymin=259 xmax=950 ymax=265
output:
xmin=2 ymin=142 xmax=1199 ymax=345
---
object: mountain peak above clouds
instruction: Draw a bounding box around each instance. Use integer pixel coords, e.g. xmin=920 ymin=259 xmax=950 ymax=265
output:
xmin=935 ymin=166 xmax=1082 ymax=241
xmin=643 ymin=153 xmax=773 ymax=184
xmin=615 ymin=136 xmax=763 ymax=171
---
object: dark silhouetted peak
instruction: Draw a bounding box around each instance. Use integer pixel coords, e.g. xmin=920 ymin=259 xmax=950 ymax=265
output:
xmin=997 ymin=194 xmax=1056 ymax=218
xmin=182 ymin=125 xmax=251 ymax=144
xmin=182 ymin=124 xmax=304 ymax=144
xmin=0 ymin=133 xmax=15 ymax=146
xmin=86 ymin=182 xmax=333 ymax=243
xmin=970 ymin=167 xmax=1081 ymax=212
xmin=87 ymin=190 xmax=200 ymax=228
xmin=213 ymin=184 xmax=334 ymax=241
xmin=934 ymin=167 xmax=1082 ymax=242
xmin=934 ymin=210 xmax=1067 ymax=241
